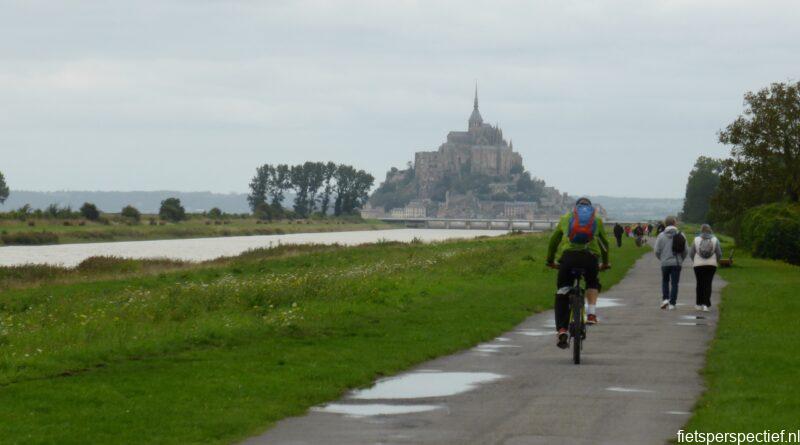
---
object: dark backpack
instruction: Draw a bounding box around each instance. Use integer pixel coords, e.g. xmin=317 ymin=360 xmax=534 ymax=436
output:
xmin=672 ymin=231 xmax=687 ymax=256
xmin=567 ymin=205 xmax=597 ymax=244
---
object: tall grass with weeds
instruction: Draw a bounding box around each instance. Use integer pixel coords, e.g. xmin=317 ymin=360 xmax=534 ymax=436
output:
xmin=0 ymin=231 xmax=59 ymax=245
xmin=0 ymin=217 xmax=395 ymax=245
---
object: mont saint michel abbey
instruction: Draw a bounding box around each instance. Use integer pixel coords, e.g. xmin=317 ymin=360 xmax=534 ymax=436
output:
xmin=415 ymin=90 xmax=523 ymax=199
xmin=363 ymin=89 xmax=571 ymax=220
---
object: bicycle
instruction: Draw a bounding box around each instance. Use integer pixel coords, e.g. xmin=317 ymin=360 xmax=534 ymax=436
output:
xmin=548 ymin=263 xmax=610 ymax=364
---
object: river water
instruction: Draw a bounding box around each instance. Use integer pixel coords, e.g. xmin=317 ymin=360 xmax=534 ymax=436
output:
xmin=0 ymin=229 xmax=507 ymax=267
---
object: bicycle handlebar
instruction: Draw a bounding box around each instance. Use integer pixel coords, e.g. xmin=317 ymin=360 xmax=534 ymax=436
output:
xmin=547 ymin=263 xmax=611 ymax=271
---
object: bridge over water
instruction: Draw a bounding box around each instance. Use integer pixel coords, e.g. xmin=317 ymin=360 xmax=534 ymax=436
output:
xmin=378 ymin=217 xmax=639 ymax=231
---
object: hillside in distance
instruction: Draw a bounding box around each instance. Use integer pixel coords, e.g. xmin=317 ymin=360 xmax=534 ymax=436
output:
xmin=586 ymin=195 xmax=683 ymax=221
xmin=1 ymin=191 xmax=683 ymax=221
xmin=2 ymin=190 xmax=251 ymax=214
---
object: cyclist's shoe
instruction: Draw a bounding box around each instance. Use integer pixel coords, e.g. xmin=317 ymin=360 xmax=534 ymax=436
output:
xmin=586 ymin=314 xmax=598 ymax=325
xmin=660 ymin=299 xmax=669 ymax=309
xmin=668 ymin=304 xmax=676 ymax=310
xmin=556 ymin=329 xmax=569 ymax=349
xmin=702 ymin=305 xmax=710 ymax=312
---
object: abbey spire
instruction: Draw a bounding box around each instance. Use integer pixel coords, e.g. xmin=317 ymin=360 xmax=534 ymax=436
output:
xmin=468 ymin=83 xmax=483 ymax=130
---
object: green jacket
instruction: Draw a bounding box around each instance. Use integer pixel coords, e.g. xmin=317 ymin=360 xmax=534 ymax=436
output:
xmin=546 ymin=210 xmax=610 ymax=264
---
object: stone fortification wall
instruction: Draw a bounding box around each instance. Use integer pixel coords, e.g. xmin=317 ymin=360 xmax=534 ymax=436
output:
xmin=414 ymin=151 xmax=444 ymax=199
xmin=415 ymin=144 xmax=522 ymax=199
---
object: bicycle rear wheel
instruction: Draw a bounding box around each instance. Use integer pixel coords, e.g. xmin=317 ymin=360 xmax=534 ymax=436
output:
xmin=571 ymin=294 xmax=583 ymax=364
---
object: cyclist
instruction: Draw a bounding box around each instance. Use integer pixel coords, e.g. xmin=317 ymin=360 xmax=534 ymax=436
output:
xmin=546 ymin=197 xmax=610 ymax=349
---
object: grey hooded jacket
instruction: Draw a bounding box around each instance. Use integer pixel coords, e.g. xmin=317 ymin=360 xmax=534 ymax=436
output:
xmin=654 ymin=226 xmax=688 ymax=267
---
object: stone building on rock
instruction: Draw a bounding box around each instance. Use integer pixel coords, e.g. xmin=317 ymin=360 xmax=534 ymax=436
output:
xmin=364 ymin=88 xmax=571 ymax=220
xmin=415 ymin=88 xmax=523 ymax=199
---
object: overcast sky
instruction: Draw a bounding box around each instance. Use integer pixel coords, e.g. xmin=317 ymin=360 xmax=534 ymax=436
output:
xmin=1 ymin=0 xmax=798 ymax=198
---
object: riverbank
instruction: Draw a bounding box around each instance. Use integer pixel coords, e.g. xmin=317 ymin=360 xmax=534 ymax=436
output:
xmin=0 ymin=233 xmax=646 ymax=444
xmin=0 ymin=228 xmax=506 ymax=267
xmin=0 ymin=216 xmax=394 ymax=245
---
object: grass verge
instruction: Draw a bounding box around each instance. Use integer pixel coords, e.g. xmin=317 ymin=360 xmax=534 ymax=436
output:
xmin=0 ymin=217 xmax=394 ymax=245
xmin=0 ymin=233 xmax=646 ymax=444
xmin=685 ymin=251 xmax=800 ymax=432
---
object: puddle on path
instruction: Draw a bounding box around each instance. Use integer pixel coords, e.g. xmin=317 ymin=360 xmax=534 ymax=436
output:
xmin=605 ymin=386 xmax=655 ymax=394
xmin=516 ymin=329 xmax=552 ymax=337
xmin=542 ymin=321 xmax=557 ymax=328
xmin=495 ymin=337 xmax=511 ymax=342
xmin=676 ymin=322 xmax=707 ymax=326
xmin=594 ymin=298 xmax=623 ymax=308
xmin=473 ymin=344 xmax=520 ymax=354
xmin=315 ymin=403 xmax=442 ymax=417
xmin=665 ymin=411 xmax=691 ymax=415
xmin=680 ymin=315 xmax=707 ymax=320
xmin=351 ymin=371 xmax=504 ymax=400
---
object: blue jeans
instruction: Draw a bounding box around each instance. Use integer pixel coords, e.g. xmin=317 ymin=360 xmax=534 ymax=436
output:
xmin=661 ymin=265 xmax=682 ymax=305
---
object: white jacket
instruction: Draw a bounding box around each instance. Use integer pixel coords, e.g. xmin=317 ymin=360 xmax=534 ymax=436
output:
xmin=689 ymin=235 xmax=722 ymax=267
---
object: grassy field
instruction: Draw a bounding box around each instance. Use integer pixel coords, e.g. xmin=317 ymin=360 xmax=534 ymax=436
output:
xmin=0 ymin=232 xmax=646 ymax=444
xmin=685 ymin=249 xmax=800 ymax=432
xmin=0 ymin=216 xmax=394 ymax=245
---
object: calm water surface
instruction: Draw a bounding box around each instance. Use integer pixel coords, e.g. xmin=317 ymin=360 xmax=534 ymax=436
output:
xmin=0 ymin=229 xmax=507 ymax=267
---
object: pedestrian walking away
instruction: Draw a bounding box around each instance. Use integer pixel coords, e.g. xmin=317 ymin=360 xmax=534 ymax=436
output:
xmin=613 ymin=222 xmax=624 ymax=247
xmin=688 ymin=224 xmax=723 ymax=312
xmin=654 ymin=216 xmax=688 ymax=310
xmin=633 ymin=224 xmax=645 ymax=247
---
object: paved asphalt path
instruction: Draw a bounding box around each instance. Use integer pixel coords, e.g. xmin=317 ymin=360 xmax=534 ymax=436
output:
xmin=244 ymin=246 xmax=725 ymax=445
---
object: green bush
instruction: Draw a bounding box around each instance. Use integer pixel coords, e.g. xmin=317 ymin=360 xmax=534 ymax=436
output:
xmin=159 ymin=197 xmax=186 ymax=222
xmin=739 ymin=203 xmax=800 ymax=265
xmin=121 ymin=205 xmax=141 ymax=222
xmin=207 ymin=207 xmax=223 ymax=219
xmin=80 ymin=202 xmax=101 ymax=221
xmin=0 ymin=231 xmax=59 ymax=245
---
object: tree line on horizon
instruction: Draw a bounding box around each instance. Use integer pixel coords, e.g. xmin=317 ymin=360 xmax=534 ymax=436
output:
xmin=0 ymin=160 xmax=375 ymax=223
xmin=0 ymin=199 xmax=188 ymax=224
xmin=247 ymin=162 xmax=374 ymax=219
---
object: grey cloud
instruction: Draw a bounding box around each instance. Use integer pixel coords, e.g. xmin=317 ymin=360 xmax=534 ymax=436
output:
xmin=0 ymin=0 xmax=798 ymax=198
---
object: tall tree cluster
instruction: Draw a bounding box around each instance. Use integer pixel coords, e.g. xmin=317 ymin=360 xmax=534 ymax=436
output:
xmin=248 ymin=162 xmax=374 ymax=219
xmin=681 ymin=157 xmax=723 ymax=223
xmin=709 ymin=81 xmax=800 ymax=224
xmin=0 ymin=171 xmax=9 ymax=205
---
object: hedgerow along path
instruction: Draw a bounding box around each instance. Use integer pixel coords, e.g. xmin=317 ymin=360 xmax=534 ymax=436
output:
xmin=0 ymin=232 xmax=644 ymax=444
